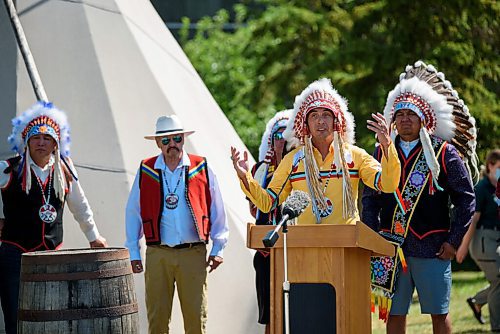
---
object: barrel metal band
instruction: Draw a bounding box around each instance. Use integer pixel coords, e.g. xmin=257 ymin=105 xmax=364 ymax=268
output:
xmin=20 ymin=267 xmax=132 ymax=282
xmin=21 ymin=248 xmax=130 ymax=265
xmin=18 ymin=303 xmax=138 ymax=322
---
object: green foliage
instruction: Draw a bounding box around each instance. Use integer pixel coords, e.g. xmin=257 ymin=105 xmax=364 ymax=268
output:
xmin=181 ymin=0 xmax=499 ymax=160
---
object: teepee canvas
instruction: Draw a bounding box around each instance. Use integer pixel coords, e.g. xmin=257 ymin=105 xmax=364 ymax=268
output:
xmin=0 ymin=0 xmax=259 ymax=332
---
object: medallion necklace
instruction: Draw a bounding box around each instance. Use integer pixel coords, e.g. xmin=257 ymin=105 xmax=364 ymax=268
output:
xmin=163 ymin=167 xmax=184 ymax=210
xmin=35 ymin=168 xmax=57 ymax=223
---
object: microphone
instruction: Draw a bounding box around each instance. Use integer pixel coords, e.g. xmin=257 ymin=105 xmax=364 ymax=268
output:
xmin=262 ymin=190 xmax=311 ymax=247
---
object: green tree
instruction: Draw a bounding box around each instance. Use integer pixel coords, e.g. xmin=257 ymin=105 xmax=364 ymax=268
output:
xmin=182 ymin=0 xmax=499 ymax=162
xmin=339 ymin=0 xmax=499 ymax=161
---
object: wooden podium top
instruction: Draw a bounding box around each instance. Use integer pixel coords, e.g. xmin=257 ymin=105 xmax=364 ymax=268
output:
xmin=247 ymin=221 xmax=395 ymax=257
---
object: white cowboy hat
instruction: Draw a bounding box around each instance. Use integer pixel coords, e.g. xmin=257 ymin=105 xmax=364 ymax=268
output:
xmin=144 ymin=115 xmax=195 ymax=140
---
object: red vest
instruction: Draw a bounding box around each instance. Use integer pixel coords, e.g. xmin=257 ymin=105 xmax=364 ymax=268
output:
xmin=139 ymin=154 xmax=211 ymax=244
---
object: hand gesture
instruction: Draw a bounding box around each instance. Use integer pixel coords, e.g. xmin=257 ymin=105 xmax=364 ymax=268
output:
xmin=230 ymin=146 xmax=249 ymax=179
xmin=367 ymin=113 xmax=391 ymax=150
xmin=131 ymin=260 xmax=143 ymax=273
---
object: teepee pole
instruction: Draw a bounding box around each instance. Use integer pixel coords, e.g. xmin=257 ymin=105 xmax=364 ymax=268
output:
xmin=3 ymin=0 xmax=48 ymax=102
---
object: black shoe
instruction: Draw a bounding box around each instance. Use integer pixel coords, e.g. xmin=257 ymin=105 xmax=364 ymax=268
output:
xmin=466 ymin=297 xmax=485 ymax=324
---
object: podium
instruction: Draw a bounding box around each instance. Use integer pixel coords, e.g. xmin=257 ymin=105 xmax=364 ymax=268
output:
xmin=247 ymin=222 xmax=394 ymax=334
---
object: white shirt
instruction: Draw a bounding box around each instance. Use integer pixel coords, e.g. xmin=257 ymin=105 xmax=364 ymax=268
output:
xmin=399 ymin=139 xmax=420 ymax=158
xmin=125 ymin=151 xmax=229 ymax=261
xmin=0 ymin=156 xmax=101 ymax=242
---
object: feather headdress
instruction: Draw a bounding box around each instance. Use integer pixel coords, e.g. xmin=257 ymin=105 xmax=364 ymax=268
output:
xmin=384 ymin=60 xmax=479 ymax=184
xmin=254 ymin=110 xmax=295 ymax=186
xmin=9 ymin=101 xmax=71 ymax=157
xmin=8 ymin=101 xmax=72 ymax=200
xmin=258 ymin=109 xmax=294 ymax=162
xmin=283 ymin=78 xmax=357 ymax=222
xmin=283 ymin=78 xmax=355 ymax=145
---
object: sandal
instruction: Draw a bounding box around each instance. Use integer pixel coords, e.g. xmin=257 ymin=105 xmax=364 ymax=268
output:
xmin=466 ymin=297 xmax=485 ymax=324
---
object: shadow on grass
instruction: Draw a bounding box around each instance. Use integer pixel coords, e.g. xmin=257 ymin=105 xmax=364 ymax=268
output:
xmin=453 ymin=330 xmax=491 ymax=334
xmin=452 ymin=274 xmax=486 ymax=288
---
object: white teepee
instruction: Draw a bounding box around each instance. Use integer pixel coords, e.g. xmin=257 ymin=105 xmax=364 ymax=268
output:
xmin=0 ymin=0 xmax=259 ymax=333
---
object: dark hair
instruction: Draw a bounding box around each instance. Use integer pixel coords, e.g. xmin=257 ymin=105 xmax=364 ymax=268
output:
xmin=484 ymin=149 xmax=500 ymax=174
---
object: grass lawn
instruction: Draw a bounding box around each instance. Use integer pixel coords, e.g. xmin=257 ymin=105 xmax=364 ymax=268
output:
xmin=371 ymin=271 xmax=492 ymax=334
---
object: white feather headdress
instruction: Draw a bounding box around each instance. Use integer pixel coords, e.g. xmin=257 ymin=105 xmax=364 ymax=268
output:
xmin=7 ymin=101 xmax=72 ymax=200
xmin=283 ymin=78 xmax=357 ymax=222
xmin=384 ymin=60 xmax=479 ymax=184
xmin=283 ymin=78 xmax=355 ymax=145
xmin=258 ymin=109 xmax=293 ymax=161
xmin=8 ymin=101 xmax=71 ymax=157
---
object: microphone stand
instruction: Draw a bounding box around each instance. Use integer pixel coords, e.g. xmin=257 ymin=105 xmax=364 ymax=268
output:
xmin=262 ymin=215 xmax=293 ymax=334
xmin=282 ymin=218 xmax=291 ymax=334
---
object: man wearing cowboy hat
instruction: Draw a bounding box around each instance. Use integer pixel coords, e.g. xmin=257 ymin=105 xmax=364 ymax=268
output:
xmin=125 ymin=115 xmax=229 ymax=334
xmin=0 ymin=101 xmax=107 ymax=334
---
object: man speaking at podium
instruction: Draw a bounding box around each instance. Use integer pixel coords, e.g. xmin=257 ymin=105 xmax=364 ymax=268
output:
xmin=231 ymin=78 xmax=401 ymax=225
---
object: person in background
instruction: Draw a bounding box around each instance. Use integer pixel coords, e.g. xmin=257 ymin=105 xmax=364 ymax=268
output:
xmin=457 ymin=148 xmax=500 ymax=332
xmin=248 ymin=109 xmax=297 ymax=334
xmin=125 ymin=115 xmax=229 ymax=334
xmin=362 ymin=61 xmax=478 ymax=334
xmin=0 ymin=101 xmax=108 ymax=334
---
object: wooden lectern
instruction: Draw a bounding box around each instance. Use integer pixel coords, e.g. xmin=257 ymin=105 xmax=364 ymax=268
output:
xmin=247 ymin=222 xmax=394 ymax=334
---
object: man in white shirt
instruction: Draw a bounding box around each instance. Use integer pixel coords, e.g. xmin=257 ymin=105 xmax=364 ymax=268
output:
xmin=125 ymin=115 xmax=229 ymax=334
xmin=0 ymin=101 xmax=107 ymax=334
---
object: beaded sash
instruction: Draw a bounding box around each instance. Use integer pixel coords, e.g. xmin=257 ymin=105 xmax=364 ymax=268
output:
xmin=370 ymin=138 xmax=446 ymax=321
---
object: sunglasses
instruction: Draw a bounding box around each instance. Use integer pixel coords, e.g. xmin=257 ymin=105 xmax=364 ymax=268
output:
xmin=273 ymin=132 xmax=284 ymax=140
xmin=161 ymin=135 xmax=183 ymax=145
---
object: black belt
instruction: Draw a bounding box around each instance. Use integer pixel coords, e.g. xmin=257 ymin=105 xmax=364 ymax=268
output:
xmin=159 ymin=242 xmax=205 ymax=249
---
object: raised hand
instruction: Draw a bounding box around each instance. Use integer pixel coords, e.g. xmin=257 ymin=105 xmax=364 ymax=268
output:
xmin=230 ymin=146 xmax=249 ymax=179
xmin=367 ymin=113 xmax=391 ymax=150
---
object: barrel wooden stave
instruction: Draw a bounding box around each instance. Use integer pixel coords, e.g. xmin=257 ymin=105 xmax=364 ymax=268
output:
xmin=18 ymin=248 xmax=138 ymax=334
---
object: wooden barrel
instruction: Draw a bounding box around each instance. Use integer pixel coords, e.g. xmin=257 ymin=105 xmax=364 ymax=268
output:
xmin=18 ymin=248 xmax=138 ymax=334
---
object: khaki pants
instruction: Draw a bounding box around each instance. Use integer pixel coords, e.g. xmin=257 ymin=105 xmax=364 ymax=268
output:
xmin=470 ymin=227 xmax=500 ymax=331
xmin=145 ymin=245 xmax=208 ymax=334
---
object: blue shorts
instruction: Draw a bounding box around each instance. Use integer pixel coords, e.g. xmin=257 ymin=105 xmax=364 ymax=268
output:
xmin=390 ymin=257 xmax=451 ymax=315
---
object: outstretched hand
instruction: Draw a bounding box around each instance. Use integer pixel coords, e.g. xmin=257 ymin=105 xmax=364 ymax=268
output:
xmin=367 ymin=113 xmax=391 ymax=151
xmin=230 ymin=146 xmax=250 ymax=179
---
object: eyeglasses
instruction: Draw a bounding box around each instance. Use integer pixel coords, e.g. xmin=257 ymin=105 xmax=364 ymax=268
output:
xmin=161 ymin=135 xmax=183 ymax=145
xmin=273 ymin=132 xmax=284 ymax=140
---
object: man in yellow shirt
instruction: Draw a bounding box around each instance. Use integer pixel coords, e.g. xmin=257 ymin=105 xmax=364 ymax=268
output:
xmin=231 ymin=78 xmax=401 ymax=225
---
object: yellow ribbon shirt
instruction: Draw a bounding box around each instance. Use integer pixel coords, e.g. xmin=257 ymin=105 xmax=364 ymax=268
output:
xmin=241 ymin=142 xmax=401 ymax=225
